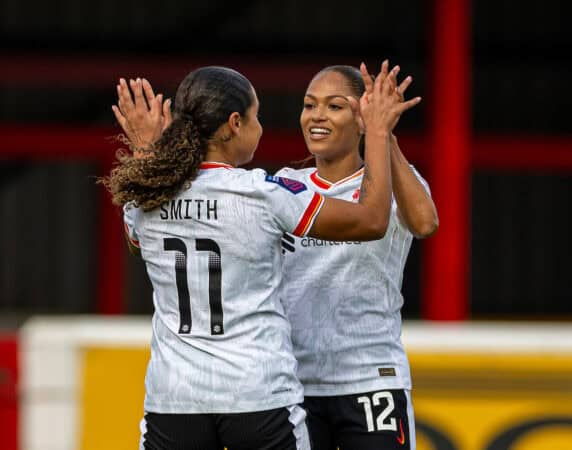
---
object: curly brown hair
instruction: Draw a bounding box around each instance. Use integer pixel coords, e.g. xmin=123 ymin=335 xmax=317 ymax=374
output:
xmin=101 ymin=66 xmax=255 ymax=211
xmin=101 ymin=118 xmax=206 ymax=211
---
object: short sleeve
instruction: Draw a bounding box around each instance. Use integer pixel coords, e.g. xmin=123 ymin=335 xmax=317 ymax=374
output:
xmin=274 ymin=167 xmax=293 ymax=178
xmin=123 ymin=203 xmax=141 ymax=248
xmin=259 ymin=173 xmax=324 ymax=237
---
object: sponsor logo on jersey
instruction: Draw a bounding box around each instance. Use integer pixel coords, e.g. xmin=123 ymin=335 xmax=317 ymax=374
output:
xmin=281 ymin=233 xmax=296 ymax=254
xmin=301 ymin=237 xmax=362 ymax=247
xmin=265 ymin=175 xmax=307 ymax=194
xmin=281 ymin=235 xmax=363 ymax=253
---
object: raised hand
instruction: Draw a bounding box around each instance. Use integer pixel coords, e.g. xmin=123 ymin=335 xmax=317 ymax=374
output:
xmin=358 ymin=62 xmax=420 ymax=135
xmin=112 ymin=78 xmax=172 ymax=157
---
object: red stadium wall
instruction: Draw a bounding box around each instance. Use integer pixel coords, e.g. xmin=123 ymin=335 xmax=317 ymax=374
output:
xmin=2 ymin=126 xmax=572 ymax=318
xmin=1 ymin=1 xmax=571 ymax=319
xmin=0 ymin=334 xmax=18 ymax=450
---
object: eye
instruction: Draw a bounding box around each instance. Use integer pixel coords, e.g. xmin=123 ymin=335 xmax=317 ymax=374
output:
xmin=329 ymin=104 xmax=343 ymax=111
xmin=303 ymin=103 xmax=315 ymax=109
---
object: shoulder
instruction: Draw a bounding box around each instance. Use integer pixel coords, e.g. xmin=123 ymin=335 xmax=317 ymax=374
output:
xmin=229 ymin=168 xmax=306 ymax=198
xmin=275 ymin=166 xmax=314 ymax=182
xmin=213 ymin=167 xmax=269 ymax=192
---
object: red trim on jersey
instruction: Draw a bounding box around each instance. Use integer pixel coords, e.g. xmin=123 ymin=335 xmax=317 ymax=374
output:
xmin=199 ymin=162 xmax=234 ymax=170
xmin=123 ymin=222 xmax=140 ymax=248
xmin=309 ymin=168 xmax=364 ymax=190
xmin=292 ymin=193 xmax=324 ymax=237
xmin=309 ymin=171 xmax=331 ymax=189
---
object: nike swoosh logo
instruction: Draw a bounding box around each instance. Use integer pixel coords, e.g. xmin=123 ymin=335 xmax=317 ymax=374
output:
xmin=397 ymin=418 xmax=406 ymax=445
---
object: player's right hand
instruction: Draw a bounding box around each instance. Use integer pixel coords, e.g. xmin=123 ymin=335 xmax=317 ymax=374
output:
xmin=112 ymin=78 xmax=172 ymax=158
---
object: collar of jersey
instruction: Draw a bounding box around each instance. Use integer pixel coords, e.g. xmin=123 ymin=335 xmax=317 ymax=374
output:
xmin=199 ymin=161 xmax=234 ymax=170
xmin=309 ymin=167 xmax=364 ymax=190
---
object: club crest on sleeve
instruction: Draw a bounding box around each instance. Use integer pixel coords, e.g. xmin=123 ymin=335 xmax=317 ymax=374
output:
xmin=265 ymin=175 xmax=307 ymax=194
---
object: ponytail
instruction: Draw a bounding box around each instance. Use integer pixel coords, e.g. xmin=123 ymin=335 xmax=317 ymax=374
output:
xmin=102 ymin=66 xmax=254 ymax=211
xmin=102 ymin=117 xmax=207 ymax=211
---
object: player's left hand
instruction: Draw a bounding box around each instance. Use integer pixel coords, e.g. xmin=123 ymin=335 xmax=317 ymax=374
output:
xmin=112 ymin=78 xmax=172 ymax=158
xmin=349 ymin=60 xmax=391 ymax=133
xmin=360 ymin=63 xmax=421 ymax=134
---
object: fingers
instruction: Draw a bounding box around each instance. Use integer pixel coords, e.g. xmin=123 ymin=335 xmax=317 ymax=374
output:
xmin=397 ymin=75 xmax=412 ymax=93
xmin=162 ymin=98 xmax=173 ymax=131
xmin=360 ymin=62 xmax=374 ymax=97
xmin=377 ymin=59 xmax=389 ymax=89
xmin=151 ymin=94 xmax=163 ymax=119
xmin=385 ymin=66 xmax=399 ymax=95
xmin=396 ymin=96 xmax=422 ymax=114
xmin=130 ymin=78 xmax=147 ymax=111
xmin=346 ymin=96 xmax=360 ymax=114
xmin=117 ymin=78 xmax=135 ymax=115
xmin=380 ymin=59 xmax=389 ymax=78
xmin=377 ymin=65 xmax=399 ymax=99
xmin=111 ymin=104 xmax=127 ymax=129
xmin=346 ymin=96 xmax=365 ymax=132
xmin=395 ymin=75 xmax=412 ymax=102
xmin=142 ymin=78 xmax=156 ymax=109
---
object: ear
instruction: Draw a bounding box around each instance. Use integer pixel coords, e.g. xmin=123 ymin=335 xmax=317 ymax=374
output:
xmin=228 ymin=112 xmax=242 ymax=136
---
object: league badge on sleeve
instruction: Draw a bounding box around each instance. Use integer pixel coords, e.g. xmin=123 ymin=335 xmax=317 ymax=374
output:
xmin=265 ymin=175 xmax=307 ymax=194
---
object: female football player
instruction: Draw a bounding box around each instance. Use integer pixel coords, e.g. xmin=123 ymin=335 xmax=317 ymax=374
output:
xmin=103 ymin=63 xmax=420 ymax=450
xmin=277 ymin=62 xmax=438 ymax=450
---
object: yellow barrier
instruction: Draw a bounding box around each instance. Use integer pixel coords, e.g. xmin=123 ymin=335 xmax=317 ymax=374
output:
xmin=20 ymin=319 xmax=572 ymax=450
xmin=80 ymin=348 xmax=148 ymax=450
xmin=411 ymin=353 xmax=572 ymax=450
xmin=78 ymin=349 xmax=572 ymax=450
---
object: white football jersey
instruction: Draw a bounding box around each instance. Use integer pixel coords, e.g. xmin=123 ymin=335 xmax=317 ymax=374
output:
xmin=277 ymin=166 xmax=430 ymax=396
xmin=124 ymin=162 xmax=324 ymax=413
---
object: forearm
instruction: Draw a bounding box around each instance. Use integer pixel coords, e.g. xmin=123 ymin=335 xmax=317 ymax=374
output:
xmin=359 ymin=130 xmax=393 ymax=232
xmin=391 ymin=136 xmax=438 ymax=237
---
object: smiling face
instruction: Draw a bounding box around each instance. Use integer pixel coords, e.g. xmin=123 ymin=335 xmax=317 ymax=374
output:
xmin=300 ymin=71 xmax=363 ymax=161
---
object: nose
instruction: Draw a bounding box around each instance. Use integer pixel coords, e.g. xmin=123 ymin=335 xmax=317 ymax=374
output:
xmin=310 ymin=105 xmax=327 ymax=122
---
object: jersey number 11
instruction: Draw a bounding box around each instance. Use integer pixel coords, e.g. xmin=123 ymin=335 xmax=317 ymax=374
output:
xmin=163 ymin=238 xmax=224 ymax=335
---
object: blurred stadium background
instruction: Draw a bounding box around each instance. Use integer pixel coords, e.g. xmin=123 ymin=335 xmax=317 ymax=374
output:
xmin=0 ymin=0 xmax=571 ymax=449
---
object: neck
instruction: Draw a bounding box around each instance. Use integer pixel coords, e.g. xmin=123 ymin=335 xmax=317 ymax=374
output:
xmin=205 ymin=145 xmax=236 ymax=167
xmin=315 ymin=151 xmax=363 ymax=183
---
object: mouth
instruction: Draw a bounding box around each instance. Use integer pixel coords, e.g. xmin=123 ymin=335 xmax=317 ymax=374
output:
xmin=308 ymin=127 xmax=332 ymax=140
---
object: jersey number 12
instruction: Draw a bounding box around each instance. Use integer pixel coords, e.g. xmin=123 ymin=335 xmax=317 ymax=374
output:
xmin=357 ymin=391 xmax=397 ymax=432
xmin=163 ymin=238 xmax=223 ymax=335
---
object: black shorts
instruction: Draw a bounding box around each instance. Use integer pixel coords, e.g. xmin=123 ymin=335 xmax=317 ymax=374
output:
xmin=304 ymin=389 xmax=415 ymax=450
xmin=139 ymin=404 xmax=310 ymax=450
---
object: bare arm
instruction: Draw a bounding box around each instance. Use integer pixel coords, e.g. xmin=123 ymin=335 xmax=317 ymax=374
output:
xmin=390 ymin=135 xmax=439 ymax=238
xmin=309 ymin=63 xmax=421 ymax=241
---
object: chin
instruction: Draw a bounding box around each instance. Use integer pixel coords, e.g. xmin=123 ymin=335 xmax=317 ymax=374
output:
xmin=307 ymin=145 xmax=339 ymax=160
xmin=305 ymin=140 xmax=328 ymax=156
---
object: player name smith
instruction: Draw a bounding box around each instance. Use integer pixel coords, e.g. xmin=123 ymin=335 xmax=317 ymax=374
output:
xmin=159 ymin=199 xmax=218 ymax=221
